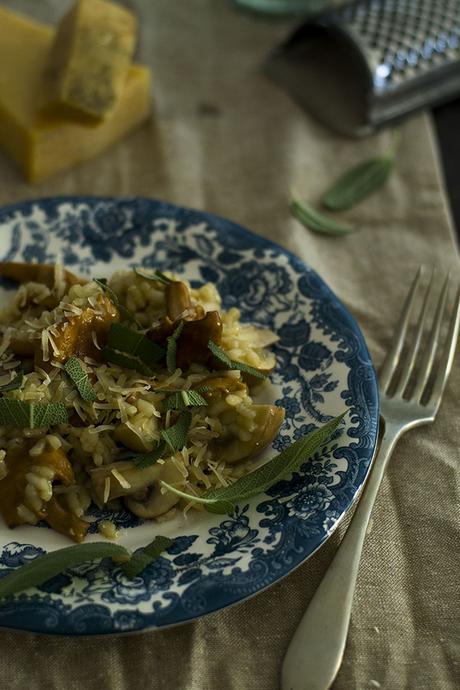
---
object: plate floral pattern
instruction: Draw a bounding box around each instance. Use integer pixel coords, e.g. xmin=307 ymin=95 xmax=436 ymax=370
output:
xmin=0 ymin=197 xmax=379 ymax=635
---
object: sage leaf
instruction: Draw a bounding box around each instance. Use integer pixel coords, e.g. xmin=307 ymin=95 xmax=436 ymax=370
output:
xmin=124 ymin=410 xmax=193 ymax=468
xmin=291 ymin=195 xmax=355 ymax=236
xmin=322 ymin=156 xmax=394 ymax=211
xmin=107 ymin=323 xmax=164 ymax=365
xmin=134 ymin=268 xmax=174 ymax=285
xmin=164 ymin=389 xmax=208 ymax=411
xmin=64 ymin=357 xmax=96 ymax=402
xmin=166 ymin=322 xmax=184 ymax=373
xmin=94 ymin=278 xmax=139 ymax=326
xmin=101 ymin=347 xmax=154 ymax=377
xmin=0 ymin=372 xmax=24 ymax=393
xmin=0 ymin=543 xmax=130 ymax=599
xmin=208 ymin=340 xmax=267 ymax=380
xmin=122 ymin=536 xmax=173 ymax=579
xmin=0 ymin=399 xmax=68 ymax=428
xmin=103 ymin=323 xmax=164 ymax=376
xmin=161 ymin=410 xmax=192 ymax=452
xmin=131 ymin=441 xmax=167 ymax=469
xmin=161 ymin=413 xmax=345 ymax=513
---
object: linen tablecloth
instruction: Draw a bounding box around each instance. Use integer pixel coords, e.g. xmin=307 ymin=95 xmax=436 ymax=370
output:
xmin=0 ymin=1 xmax=458 ymax=688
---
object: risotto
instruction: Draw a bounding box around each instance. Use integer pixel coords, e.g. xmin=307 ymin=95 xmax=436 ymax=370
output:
xmin=0 ymin=263 xmax=284 ymax=542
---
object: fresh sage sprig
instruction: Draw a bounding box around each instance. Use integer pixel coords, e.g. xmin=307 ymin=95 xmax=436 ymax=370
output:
xmin=161 ymin=413 xmax=344 ymax=513
xmin=64 ymin=357 xmax=97 ymax=402
xmin=208 ymin=340 xmax=267 ymax=380
xmin=125 ymin=410 xmax=193 ymax=469
xmin=322 ymin=156 xmax=394 ymax=211
xmin=134 ymin=268 xmax=174 ymax=286
xmin=0 ymin=543 xmax=130 ymax=598
xmin=131 ymin=442 xmax=167 ymax=469
xmin=94 ymin=278 xmax=139 ymax=326
xmin=164 ymin=389 xmax=208 ymax=411
xmin=0 ymin=536 xmax=174 ymax=598
xmin=0 ymin=399 xmax=68 ymax=428
xmin=0 ymin=372 xmax=24 ymax=393
xmin=161 ymin=410 xmax=192 ymax=453
xmin=102 ymin=323 xmax=164 ymax=375
xmin=121 ymin=536 xmax=173 ymax=578
xmin=291 ymin=194 xmax=355 ymax=236
xmin=166 ymin=322 xmax=184 ymax=373
xmin=107 ymin=323 xmax=164 ymax=364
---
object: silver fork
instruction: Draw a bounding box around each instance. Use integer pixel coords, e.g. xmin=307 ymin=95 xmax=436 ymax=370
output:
xmin=281 ymin=267 xmax=460 ymax=690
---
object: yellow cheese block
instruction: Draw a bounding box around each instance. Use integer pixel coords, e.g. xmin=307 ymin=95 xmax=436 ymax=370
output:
xmin=44 ymin=0 xmax=138 ymax=119
xmin=0 ymin=8 xmax=151 ymax=183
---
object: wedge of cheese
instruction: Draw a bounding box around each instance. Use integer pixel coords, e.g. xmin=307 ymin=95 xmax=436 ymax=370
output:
xmin=0 ymin=8 xmax=151 ymax=183
xmin=44 ymin=0 xmax=138 ymax=119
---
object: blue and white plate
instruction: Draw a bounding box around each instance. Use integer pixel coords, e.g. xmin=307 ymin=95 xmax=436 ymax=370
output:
xmin=0 ymin=197 xmax=379 ymax=635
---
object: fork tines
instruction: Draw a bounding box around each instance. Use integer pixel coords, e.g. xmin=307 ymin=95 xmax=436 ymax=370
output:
xmin=379 ymin=267 xmax=460 ymax=408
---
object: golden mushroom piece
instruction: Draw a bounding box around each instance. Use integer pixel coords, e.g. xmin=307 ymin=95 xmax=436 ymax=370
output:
xmin=0 ymin=261 xmax=85 ymax=288
xmin=90 ymin=457 xmax=184 ymax=518
xmin=0 ymin=445 xmax=90 ymax=543
xmin=147 ymin=279 xmax=223 ymax=368
xmin=211 ymin=404 xmax=285 ymax=465
xmin=51 ymin=293 xmax=119 ymax=362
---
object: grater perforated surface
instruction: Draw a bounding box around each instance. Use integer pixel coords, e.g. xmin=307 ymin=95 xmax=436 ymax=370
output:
xmin=337 ymin=0 xmax=460 ymax=91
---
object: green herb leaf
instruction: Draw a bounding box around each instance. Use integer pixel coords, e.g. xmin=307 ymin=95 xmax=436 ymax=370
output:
xmin=107 ymin=323 xmax=164 ymax=364
xmin=322 ymin=156 xmax=394 ymax=211
xmin=161 ymin=413 xmax=345 ymax=513
xmin=164 ymin=389 xmax=208 ymax=411
xmin=0 ymin=543 xmax=130 ymax=599
xmin=161 ymin=410 xmax=192 ymax=452
xmin=94 ymin=278 xmax=139 ymax=326
xmin=291 ymin=195 xmax=355 ymax=236
xmin=64 ymin=357 xmax=96 ymax=402
xmin=131 ymin=441 xmax=167 ymax=469
xmin=121 ymin=536 xmax=173 ymax=579
xmin=166 ymin=322 xmax=184 ymax=373
xmin=105 ymin=323 xmax=164 ymax=375
xmin=0 ymin=372 xmax=24 ymax=393
xmin=0 ymin=399 xmax=68 ymax=428
xmin=134 ymin=268 xmax=174 ymax=286
xmin=207 ymin=340 xmax=267 ymax=380
xmin=101 ymin=347 xmax=154 ymax=376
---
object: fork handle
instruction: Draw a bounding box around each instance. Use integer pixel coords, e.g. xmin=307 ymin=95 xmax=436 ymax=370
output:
xmin=281 ymin=421 xmax=401 ymax=690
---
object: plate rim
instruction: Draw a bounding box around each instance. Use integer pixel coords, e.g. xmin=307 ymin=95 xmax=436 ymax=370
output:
xmin=0 ymin=195 xmax=380 ymax=635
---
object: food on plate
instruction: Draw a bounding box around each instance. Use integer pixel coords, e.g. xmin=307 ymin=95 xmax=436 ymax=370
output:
xmin=0 ymin=4 xmax=150 ymax=182
xmin=44 ymin=0 xmax=138 ymax=120
xmin=0 ymin=263 xmax=285 ymax=543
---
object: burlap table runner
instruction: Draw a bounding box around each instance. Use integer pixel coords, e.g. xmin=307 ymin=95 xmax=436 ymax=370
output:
xmin=0 ymin=1 xmax=458 ymax=688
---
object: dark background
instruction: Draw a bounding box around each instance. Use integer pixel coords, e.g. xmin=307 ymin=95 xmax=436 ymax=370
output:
xmin=433 ymin=101 xmax=460 ymax=246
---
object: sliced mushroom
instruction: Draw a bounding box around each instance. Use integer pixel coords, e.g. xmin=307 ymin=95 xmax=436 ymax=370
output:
xmin=198 ymin=375 xmax=247 ymax=402
xmin=9 ymin=337 xmax=38 ymax=357
xmin=147 ymin=304 xmax=222 ymax=369
xmin=165 ymin=281 xmax=192 ymax=321
xmin=239 ymin=325 xmax=279 ymax=348
xmin=124 ymin=459 xmax=183 ymax=518
xmin=239 ymin=350 xmax=277 ymax=387
xmin=148 ymin=280 xmax=206 ymax=345
xmin=114 ymin=419 xmax=158 ymax=453
xmin=44 ymin=496 xmax=90 ymax=543
xmin=212 ymin=404 xmax=285 ymax=464
xmin=146 ymin=315 xmax=176 ymax=346
xmin=176 ymin=311 xmax=223 ymax=368
xmin=91 ymin=457 xmax=183 ymax=518
xmin=0 ymin=445 xmax=89 ymax=542
xmin=51 ymin=293 xmax=119 ymax=362
xmin=0 ymin=262 xmax=85 ymax=288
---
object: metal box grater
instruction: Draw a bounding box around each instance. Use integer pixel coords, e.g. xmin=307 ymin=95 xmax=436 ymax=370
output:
xmin=265 ymin=0 xmax=460 ymax=136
